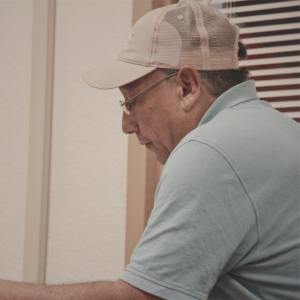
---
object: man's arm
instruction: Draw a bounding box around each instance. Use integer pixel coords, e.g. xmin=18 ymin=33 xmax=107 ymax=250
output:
xmin=0 ymin=279 xmax=165 ymax=300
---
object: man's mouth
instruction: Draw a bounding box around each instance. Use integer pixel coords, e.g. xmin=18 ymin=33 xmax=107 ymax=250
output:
xmin=139 ymin=140 xmax=154 ymax=150
xmin=139 ymin=140 xmax=150 ymax=146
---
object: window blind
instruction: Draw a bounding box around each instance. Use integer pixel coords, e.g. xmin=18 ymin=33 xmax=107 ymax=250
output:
xmin=205 ymin=0 xmax=300 ymax=123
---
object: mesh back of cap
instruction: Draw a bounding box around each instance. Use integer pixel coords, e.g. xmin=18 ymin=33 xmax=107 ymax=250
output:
xmin=150 ymin=0 xmax=239 ymax=70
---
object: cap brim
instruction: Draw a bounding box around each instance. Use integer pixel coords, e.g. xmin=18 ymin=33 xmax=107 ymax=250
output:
xmin=82 ymin=59 xmax=157 ymax=90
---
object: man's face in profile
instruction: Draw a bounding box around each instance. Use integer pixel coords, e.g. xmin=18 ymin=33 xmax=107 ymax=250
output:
xmin=120 ymin=70 xmax=180 ymax=165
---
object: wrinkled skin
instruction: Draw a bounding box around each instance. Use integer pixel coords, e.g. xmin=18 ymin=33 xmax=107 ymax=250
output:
xmin=120 ymin=66 xmax=216 ymax=164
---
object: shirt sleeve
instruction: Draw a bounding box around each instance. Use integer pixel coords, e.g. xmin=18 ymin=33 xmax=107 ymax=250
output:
xmin=120 ymin=141 xmax=258 ymax=300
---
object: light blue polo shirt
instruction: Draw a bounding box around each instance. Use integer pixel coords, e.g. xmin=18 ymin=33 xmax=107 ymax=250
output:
xmin=120 ymin=80 xmax=300 ymax=300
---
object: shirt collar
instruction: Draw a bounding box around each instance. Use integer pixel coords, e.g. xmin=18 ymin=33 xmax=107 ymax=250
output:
xmin=198 ymin=80 xmax=258 ymax=127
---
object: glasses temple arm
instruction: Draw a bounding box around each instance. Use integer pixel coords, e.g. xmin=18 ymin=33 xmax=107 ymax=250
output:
xmin=120 ymin=72 xmax=178 ymax=106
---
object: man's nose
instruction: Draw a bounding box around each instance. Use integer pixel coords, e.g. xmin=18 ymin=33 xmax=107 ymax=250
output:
xmin=122 ymin=111 xmax=139 ymax=134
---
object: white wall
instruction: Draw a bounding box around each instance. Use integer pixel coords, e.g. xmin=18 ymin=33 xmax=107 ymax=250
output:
xmin=0 ymin=0 xmax=131 ymax=284
xmin=0 ymin=0 xmax=33 ymax=282
xmin=45 ymin=0 xmax=132 ymax=284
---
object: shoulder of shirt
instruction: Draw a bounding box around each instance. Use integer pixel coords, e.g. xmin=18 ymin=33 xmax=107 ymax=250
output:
xmin=167 ymin=109 xmax=246 ymax=164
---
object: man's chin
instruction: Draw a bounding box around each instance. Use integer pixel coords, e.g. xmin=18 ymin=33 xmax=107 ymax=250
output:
xmin=156 ymin=155 xmax=168 ymax=165
xmin=145 ymin=142 xmax=153 ymax=150
xmin=154 ymin=150 xmax=169 ymax=165
xmin=146 ymin=143 xmax=169 ymax=165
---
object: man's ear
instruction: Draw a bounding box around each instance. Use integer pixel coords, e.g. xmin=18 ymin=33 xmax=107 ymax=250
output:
xmin=176 ymin=66 xmax=201 ymax=112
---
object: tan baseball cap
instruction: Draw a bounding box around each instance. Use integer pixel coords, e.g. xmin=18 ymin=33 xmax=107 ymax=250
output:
xmin=82 ymin=0 xmax=239 ymax=90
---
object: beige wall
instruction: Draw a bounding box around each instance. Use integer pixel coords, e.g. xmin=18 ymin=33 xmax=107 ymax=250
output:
xmin=46 ymin=0 xmax=132 ymax=284
xmin=0 ymin=0 xmax=132 ymax=283
xmin=0 ymin=0 xmax=33 ymax=282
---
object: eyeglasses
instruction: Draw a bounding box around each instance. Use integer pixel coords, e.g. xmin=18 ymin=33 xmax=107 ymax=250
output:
xmin=119 ymin=72 xmax=178 ymax=115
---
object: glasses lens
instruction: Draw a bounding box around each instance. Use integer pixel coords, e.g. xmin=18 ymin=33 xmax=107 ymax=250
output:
xmin=119 ymin=100 xmax=130 ymax=115
xmin=124 ymin=105 xmax=130 ymax=115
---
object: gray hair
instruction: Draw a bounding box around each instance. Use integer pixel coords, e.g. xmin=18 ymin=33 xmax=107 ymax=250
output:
xmin=160 ymin=41 xmax=250 ymax=97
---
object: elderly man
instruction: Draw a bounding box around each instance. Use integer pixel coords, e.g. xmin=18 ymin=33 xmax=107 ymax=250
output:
xmin=1 ymin=0 xmax=299 ymax=299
